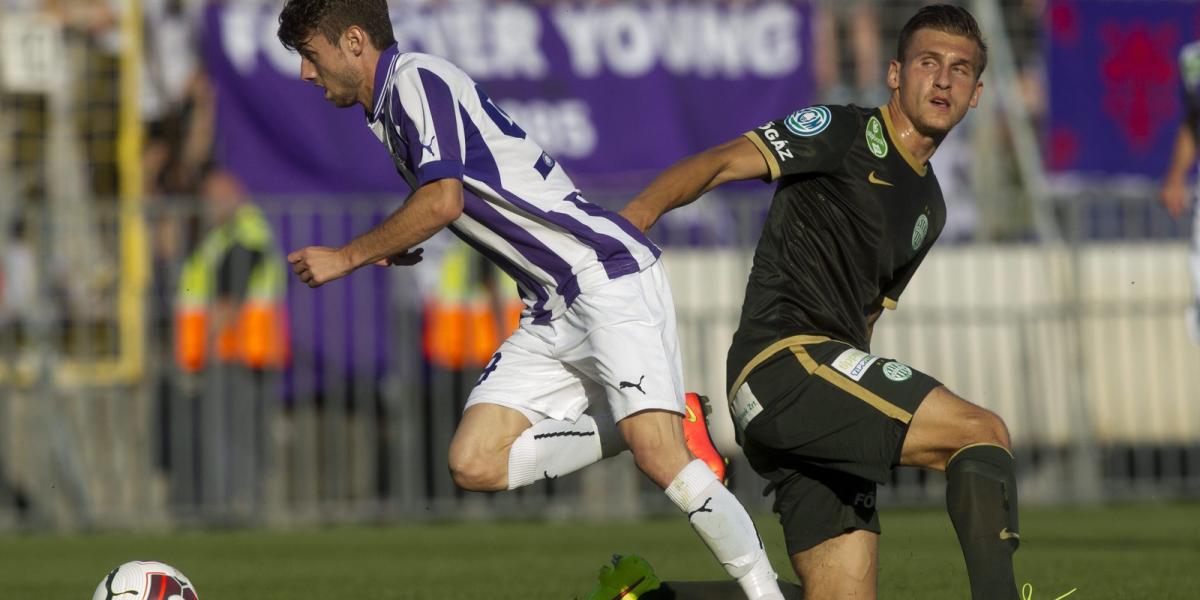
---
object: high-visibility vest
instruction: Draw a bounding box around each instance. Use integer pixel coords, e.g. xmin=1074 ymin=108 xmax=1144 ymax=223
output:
xmin=174 ymin=204 xmax=289 ymax=372
xmin=423 ymin=242 xmax=522 ymax=369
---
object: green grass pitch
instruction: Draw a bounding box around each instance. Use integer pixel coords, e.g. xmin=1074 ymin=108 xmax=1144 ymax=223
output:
xmin=2 ymin=504 xmax=1198 ymax=598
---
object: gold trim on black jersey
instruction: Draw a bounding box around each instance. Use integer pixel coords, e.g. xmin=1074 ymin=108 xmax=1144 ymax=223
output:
xmin=743 ymin=131 xmax=781 ymax=181
xmin=880 ymin=105 xmax=928 ymax=177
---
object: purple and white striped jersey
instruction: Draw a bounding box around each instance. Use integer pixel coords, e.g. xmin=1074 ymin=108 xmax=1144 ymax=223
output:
xmin=366 ymin=47 xmax=661 ymax=324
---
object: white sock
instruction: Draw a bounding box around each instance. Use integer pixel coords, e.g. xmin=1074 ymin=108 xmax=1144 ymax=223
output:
xmin=666 ymin=460 xmax=785 ymax=600
xmin=506 ymin=413 xmax=626 ymax=489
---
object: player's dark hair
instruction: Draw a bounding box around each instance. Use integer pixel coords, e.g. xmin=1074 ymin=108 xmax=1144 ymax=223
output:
xmin=896 ymin=4 xmax=988 ymax=77
xmin=278 ymin=0 xmax=396 ymax=54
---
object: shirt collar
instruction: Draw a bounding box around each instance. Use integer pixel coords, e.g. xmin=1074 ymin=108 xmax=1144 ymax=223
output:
xmin=368 ymin=44 xmax=400 ymax=123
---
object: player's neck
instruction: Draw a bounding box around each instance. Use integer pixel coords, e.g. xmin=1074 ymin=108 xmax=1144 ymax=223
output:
xmin=359 ymin=47 xmax=384 ymax=112
xmin=883 ymin=96 xmax=942 ymax=165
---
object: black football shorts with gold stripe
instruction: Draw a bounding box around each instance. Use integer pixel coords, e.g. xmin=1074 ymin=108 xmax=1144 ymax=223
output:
xmin=727 ymin=335 xmax=941 ymax=555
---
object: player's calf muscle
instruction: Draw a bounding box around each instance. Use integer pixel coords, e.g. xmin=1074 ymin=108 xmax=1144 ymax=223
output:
xmin=619 ymin=412 xmax=692 ymax=487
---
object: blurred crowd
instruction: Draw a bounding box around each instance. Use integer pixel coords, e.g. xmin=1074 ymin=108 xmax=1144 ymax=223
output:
xmin=0 ymin=0 xmax=1050 ymax=318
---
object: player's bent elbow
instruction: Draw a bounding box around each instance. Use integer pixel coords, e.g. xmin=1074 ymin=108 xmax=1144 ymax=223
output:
xmin=427 ymin=178 xmax=464 ymax=224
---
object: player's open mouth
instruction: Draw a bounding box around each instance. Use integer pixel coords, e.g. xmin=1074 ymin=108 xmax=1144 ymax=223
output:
xmin=930 ymin=96 xmax=950 ymax=110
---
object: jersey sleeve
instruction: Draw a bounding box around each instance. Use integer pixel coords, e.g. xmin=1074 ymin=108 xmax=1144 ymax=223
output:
xmin=742 ymin=105 xmax=858 ymax=181
xmin=390 ymin=64 xmax=467 ymax=187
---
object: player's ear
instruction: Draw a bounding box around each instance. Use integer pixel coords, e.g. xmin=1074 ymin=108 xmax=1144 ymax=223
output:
xmin=886 ymin=59 xmax=901 ymax=92
xmin=344 ymin=25 xmax=366 ymax=56
xmin=969 ymin=79 xmax=983 ymax=108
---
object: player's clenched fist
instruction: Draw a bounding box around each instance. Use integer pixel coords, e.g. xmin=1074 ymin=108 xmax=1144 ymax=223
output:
xmin=287 ymin=246 xmax=354 ymax=288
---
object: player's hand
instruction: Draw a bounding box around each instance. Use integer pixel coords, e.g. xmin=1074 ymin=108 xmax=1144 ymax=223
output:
xmin=288 ymin=246 xmax=355 ymax=288
xmin=1160 ymin=178 xmax=1190 ymax=218
xmin=374 ymin=247 xmax=424 ymax=267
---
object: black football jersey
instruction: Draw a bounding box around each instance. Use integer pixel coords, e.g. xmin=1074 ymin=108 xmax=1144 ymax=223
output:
xmin=728 ymin=104 xmax=947 ymax=382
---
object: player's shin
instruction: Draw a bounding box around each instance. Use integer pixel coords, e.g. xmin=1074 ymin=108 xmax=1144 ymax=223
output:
xmin=945 ymin=443 xmax=1021 ymax=600
xmin=665 ymin=460 xmax=785 ymax=600
xmin=505 ymin=413 xmax=625 ymax=489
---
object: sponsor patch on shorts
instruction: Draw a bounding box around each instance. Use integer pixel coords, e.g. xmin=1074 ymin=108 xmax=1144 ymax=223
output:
xmin=831 ymin=348 xmax=880 ymax=382
xmin=730 ymin=383 xmax=764 ymax=434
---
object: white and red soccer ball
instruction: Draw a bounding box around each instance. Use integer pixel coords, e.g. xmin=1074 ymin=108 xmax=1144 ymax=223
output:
xmin=92 ymin=561 xmax=199 ymax=600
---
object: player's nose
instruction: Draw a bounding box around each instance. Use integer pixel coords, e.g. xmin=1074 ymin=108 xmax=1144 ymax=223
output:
xmin=299 ymin=57 xmax=317 ymax=82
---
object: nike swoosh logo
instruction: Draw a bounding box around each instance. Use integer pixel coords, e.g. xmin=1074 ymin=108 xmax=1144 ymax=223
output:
xmin=685 ymin=405 xmax=698 ymax=423
xmin=868 ymin=171 xmax=894 ymax=186
xmin=1000 ymin=527 xmax=1020 ymax=540
xmin=610 ymin=576 xmax=646 ymax=600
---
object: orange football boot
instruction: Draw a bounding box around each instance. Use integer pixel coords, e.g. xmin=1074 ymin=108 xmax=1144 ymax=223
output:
xmin=682 ymin=392 xmax=729 ymax=485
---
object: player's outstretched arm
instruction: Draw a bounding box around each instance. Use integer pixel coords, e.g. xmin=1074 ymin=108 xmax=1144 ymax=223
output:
xmin=288 ymin=177 xmax=463 ymax=287
xmin=620 ymin=136 xmax=768 ymax=233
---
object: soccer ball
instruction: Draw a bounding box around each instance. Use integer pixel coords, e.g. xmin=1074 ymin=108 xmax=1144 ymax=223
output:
xmin=91 ymin=561 xmax=199 ymax=600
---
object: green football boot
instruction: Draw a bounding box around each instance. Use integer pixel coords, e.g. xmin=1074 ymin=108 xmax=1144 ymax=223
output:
xmin=583 ymin=554 xmax=662 ymax=600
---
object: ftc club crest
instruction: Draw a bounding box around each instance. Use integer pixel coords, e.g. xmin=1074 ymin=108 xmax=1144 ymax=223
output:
xmin=785 ymin=106 xmax=832 ymax=137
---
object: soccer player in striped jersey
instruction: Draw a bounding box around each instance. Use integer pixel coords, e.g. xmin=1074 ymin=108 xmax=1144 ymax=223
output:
xmin=276 ymin=2 xmax=784 ymax=598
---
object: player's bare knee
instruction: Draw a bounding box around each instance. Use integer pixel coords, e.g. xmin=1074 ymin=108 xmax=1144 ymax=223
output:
xmin=964 ymin=407 xmax=1010 ymax=450
xmin=447 ymin=445 xmax=507 ymax=492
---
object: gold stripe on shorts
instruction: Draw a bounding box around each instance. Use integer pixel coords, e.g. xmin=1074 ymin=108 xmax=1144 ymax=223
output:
xmin=732 ymin=338 xmax=914 ymax=424
xmin=727 ymin=335 xmax=831 ymax=401
xmin=811 ymin=362 xmax=914 ymax=424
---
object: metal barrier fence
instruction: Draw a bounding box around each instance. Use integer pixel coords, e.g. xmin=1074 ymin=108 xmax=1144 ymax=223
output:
xmin=1 ymin=189 xmax=1199 ymax=531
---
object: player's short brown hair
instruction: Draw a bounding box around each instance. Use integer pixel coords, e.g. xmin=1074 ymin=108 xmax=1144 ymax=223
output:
xmin=896 ymin=4 xmax=988 ymax=77
xmin=278 ymin=0 xmax=396 ymax=54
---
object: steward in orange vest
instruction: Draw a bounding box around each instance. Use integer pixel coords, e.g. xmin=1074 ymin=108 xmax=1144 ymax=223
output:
xmin=174 ymin=172 xmax=289 ymax=373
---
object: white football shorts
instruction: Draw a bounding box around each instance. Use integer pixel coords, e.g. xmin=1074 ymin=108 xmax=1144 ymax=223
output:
xmin=464 ymin=261 xmax=685 ymax=424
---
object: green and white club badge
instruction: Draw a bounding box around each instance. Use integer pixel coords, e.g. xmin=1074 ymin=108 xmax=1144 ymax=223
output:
xmin=911 ymin=213 xmax=929 ymax=250
xmin=866 ymin=116 xmax=888 ymax=158
xmin=882 ymin=361 xmax=913 ymax=382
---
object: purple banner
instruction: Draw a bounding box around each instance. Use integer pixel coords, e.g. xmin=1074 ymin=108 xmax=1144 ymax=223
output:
xmin=204 ymin=1 xmax=813 ymax=194
xmin=1046 ymin=0 xmax=1200 ymax=176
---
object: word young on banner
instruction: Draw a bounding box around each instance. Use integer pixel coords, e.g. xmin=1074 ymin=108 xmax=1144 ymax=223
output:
xmin=219 ymin=2 xmax=803 ymax=81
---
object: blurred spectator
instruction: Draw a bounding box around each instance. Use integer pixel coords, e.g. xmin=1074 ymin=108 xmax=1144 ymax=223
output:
xmin=141 ymin=0 xmax=212 ymax=197
xmin=170 ymin=168 xmax=289 ymax=517
xmin=0 ymin=218 xmax=37 ymax=329
xmin=814 ymin=0 xmax=885 ymax=106
xmin=423 ymin=240 xmax=522 ymax=373
xmin=1160 ymin=39 xmax=1200 ymax=341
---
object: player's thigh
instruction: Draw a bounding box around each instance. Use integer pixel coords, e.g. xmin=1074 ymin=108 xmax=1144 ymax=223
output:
xmin=791 ymin=529 xmax=879 ymax=600
xmin=899 ymin=386 xmax=1011 ymax=471
xmin=565 ymin=263 xmax=686 ymax=422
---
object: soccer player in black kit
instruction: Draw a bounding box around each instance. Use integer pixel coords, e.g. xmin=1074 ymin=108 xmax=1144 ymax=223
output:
xmin=609 ymin=5 xmax=1021 ymax=600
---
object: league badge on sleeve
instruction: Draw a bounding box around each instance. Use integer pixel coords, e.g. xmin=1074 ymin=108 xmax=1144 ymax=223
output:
xmin=785 ymin=106 xmax=832 ymax=137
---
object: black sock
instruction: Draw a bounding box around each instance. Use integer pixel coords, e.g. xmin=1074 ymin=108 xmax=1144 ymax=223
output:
xmin=643 ymin=580 xmax=804 ymax=600
xmin=945 ymin=444 xmax=1020 ymax=600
